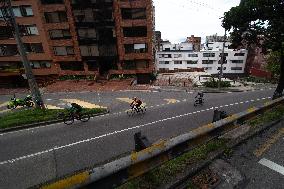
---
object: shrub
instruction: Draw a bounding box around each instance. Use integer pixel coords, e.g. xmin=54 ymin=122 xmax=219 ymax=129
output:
xmin=203 ymin=78 xmax=231 ymax=88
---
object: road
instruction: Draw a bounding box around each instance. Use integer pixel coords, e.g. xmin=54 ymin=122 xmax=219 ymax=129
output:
xmin=0 ymin=89 xmax=275 ymax=189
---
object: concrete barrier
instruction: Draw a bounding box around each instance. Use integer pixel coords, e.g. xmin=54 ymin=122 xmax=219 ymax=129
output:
xmin=40 ymin=97 xmax=284 ymax=189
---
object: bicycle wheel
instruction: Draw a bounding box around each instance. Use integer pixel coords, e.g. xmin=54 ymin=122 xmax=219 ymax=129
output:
xmin=26 ymin=101 xmax=34 ymax=107
xmin=79 ymin=114 xmax=90 ymax=122
xmin=140 ymin=106 xmax=146 ymax=114
xmin=127 ymin=109 xmax=135 ymax=116
xmin=64 ymin=115 xmax=74 ymax=125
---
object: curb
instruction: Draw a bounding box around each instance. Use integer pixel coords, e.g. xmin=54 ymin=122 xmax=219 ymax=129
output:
xmin=0 ymin=110 xmax=109 ymax=133
xmin=165 ymin=117 xmax=284 ymax=189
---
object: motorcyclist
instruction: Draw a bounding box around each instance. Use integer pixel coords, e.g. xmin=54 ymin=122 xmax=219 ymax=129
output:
xmin=130 ymin=97 xmax=142 ymax=112
xmin=195 ymin=91 xmax=204 ymax=104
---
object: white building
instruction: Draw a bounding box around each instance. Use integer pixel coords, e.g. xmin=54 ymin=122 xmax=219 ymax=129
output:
xmin=156 ymin=41 xmax=248 ymax=75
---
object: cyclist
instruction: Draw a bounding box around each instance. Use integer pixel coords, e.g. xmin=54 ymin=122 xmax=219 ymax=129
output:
xmin=69 ymin=103 xmax=83 ymax=117
xmin=195 ymin=91 xmax=204 ymax=104
xmin=130 ymin=97 xmax=143 ymax=112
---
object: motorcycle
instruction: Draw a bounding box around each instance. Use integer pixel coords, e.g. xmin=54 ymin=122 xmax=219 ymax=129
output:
xmin=7 ymin=95 xmax=34 ymax=109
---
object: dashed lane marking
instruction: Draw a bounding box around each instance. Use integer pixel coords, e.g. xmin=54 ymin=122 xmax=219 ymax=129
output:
xmin=164 ymin=99 xmax=180 ymax=104
xmin=61 ymin=99 xmax=107 ymax=109
xmin=258 ymin=158 xmax=284 ymax=176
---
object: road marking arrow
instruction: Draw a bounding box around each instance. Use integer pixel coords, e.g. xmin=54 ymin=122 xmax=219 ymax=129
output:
xmin=164 ymin=99 xmax=180 ymax=104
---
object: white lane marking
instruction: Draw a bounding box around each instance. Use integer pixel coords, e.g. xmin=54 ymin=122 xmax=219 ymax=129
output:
xmin=259 ymin=158 xmax=284 ymax=176
xmin=225 ymin=105 xmax=229 ymax=107
xmin=245 ymin=100 xmax=250 ymax=103
xmin=260 ymin=89 xmax=264 ymax=91
xmin=256 ymin=98 xmax=261 ymax=101
xmin=251 ymin=100 xmax=255 ymax=102
xmin=227 ymin=92 xmax=232 ymax=93
xmin=240 ymin=102 xmax=244 ymax=104
xmin=45 ymin=99 xmax=52 ymax=101
xmin=235 ymin=102 xmax=239 ymax=105
xmin=0 ymin=96 xmax=274 ymax=163
xmin=230 ymin=104 xmax=234 ymax=106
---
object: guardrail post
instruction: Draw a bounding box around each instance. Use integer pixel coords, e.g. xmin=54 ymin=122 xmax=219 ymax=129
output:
xmin=134 ymin=131 xmax=151 ymax=152
xmin=212 ymin=109 xmax=228 ymax=122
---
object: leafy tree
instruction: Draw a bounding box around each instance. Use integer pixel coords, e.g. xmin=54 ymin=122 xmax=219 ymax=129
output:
xmin=222 ymin=0 xmax=284 ymax=99
xmin=266 ymin=51 xmax=281 ymax=79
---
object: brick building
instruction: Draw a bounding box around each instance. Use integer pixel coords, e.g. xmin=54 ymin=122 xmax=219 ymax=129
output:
xmin=186 ymin=35 xmax=201 ymax=51
xmin=0 ymin=0 xmax=154 ymax=86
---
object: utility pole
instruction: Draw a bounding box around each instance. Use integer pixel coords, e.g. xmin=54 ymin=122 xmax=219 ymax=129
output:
xmin=2 ymin=0 xmax=44 ymax=108
xmin=218 ymin=30 xmax=227 ymax=90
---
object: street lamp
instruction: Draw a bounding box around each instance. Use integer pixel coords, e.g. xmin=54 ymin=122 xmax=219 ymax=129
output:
xmin=218 ymin=30 xmax=227 ymax=90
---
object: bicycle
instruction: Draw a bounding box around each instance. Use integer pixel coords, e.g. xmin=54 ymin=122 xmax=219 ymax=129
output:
xmin=63 ymin=112 xmax=90 ymax=125
xmin=126 ymin=105 xmax=146 ymax=116
xmin=194 ymin=97 xmax=204 ymax=107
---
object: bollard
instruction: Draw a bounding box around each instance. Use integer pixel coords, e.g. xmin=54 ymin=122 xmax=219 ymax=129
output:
xmin=134 ymin=131 xmax=151 ymax=152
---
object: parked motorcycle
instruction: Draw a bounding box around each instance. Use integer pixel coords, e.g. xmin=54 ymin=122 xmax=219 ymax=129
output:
xmin=7 ymin=95 xmax=34 ymax=109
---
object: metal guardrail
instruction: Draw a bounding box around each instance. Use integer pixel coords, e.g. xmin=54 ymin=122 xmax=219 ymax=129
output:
xmin=40 ymin=97 xmax=284 ymax=189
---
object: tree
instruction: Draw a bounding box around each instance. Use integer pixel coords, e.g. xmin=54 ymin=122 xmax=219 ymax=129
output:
xmin=222 ymin=0 xmax=284 ymax=99
xmin=266 ymin=51 xmax=281 ymax=79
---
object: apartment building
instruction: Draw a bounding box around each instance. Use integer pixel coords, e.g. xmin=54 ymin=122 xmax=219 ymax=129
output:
xmin=156 ymin=41 xmax=248 ymax=75
xmin=0 ymin=0 xmax=154 ymax=86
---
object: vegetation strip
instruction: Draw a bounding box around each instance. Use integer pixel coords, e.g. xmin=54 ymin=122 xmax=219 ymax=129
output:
xmin=0 ymin=108 xmax=107 ymax=129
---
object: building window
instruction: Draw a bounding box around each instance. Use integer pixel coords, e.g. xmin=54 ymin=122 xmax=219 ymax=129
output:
xmin=59 ymin=62 xmax=84 ymax=71
xmin=24 ymin=43 xmax=44 ymax=53
xmin=217 ymin=67 xmax=226 ymax=70
xmin=30 ymin=61 xmax=51 ymax=69
xmin=159 ymin=61 xmax=169 ymax=64
xmin=19 ymin=25 xmax=39 ymax=36
xmin=203 ymin=67 xmax=212 ymax=70
xmin=173 ymin=54 xmax=182 ymax=58
xmin=0 ymin=44 xmax=18 ymax=56
xmin=86 ymin=61 xmax=98 ymax=71
xmin=0 ymin=26 xmax=13 ymax=39
xmin=49 ymin=29 xmax=71 ymax=39
xmin=203 ymin=53 xmax=215 ymax=57
xmin=231 ymin=67 xmax=243 ymax=70
xmin=219 ymin=53 xmax=228 ymax=57
xmin=79 ymin=45 xmax=99 ymax=56
xmin=188 ymin=54 xmax=198 ymax=57
xmin=41 ymin=0 xmax=64 ymax=4
xmin=44 ymin=11 xmax=67 ymax=23
xmin=187 ymin=60 xmax=198 ymax=64
xmin=53 ymin=46 xmax=75 ymax=56
xmin=234 ymin=53 xmax=245 ymax=56
xmin=125 ymin=43 xmax=147 ymax=53
xmin=231 ymin=60 xmax=244 ymax=63
xmin=174 ymin=61 xmax=182 ymax=64
xmin=77 ymin=28 xmax=96 ymax=39
xmin=202 ymin=60 xmax=214 ymax=64
xmin=73 ymin=9 xmax=95 ymax=22
xmin=123 ymin=26 xmax=147 ymax=37
xmin=12 ymin=6 xmax=33 ymax=17
xmin=121 ymin=8 xmax=146 ymax=19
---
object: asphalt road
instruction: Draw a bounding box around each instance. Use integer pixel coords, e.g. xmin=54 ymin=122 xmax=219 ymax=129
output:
xmin=207 ymin=120 xmax=284 ymax=189
xmin=0 ymin=89 xmax=275 ymax=189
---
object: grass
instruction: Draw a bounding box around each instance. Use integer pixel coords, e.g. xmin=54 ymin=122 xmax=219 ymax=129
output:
xmin=118 ymin=139 xmax=227 ymax=189
xmin=248 ymin=105 xmax=284 ymax=127
xmin=0 ymin=108 xmax=107 ymax=129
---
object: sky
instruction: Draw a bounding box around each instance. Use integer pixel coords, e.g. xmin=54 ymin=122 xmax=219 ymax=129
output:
xmin=153 ymin=0 xmax=240 ymax=43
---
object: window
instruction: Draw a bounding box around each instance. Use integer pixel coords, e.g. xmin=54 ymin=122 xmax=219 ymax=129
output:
xmin=203 ymin=53 xmax=215 ymax=57
xmin=73 ymin=9 xmax=95 ymax=22
xmin=122 ymin=60 xmax=136 ymax=70
xmin=202 ymin=60 xmax=214 ymax=64
xmin=203 ymin=67 xmax=212 ymax=70
xmin=0 ymin=26 xmax=13 ymax=39
xmin=188 ymin=54 xmax=198 ymax=57
xmin=12 ymin=6 xmax=33 ymax=17
xmin=53 ymin=46 xmax=75 ymax=56
xmin=231 ymin=60 xmax=244 ymax=63
xmin=219 ymin=53 xmax=228 ymax=57
xmin=164 ymin=48 xmax=170 ymax=51
xmin=45 ymin=11 xmax=67 ymax=23
xmin=0 ymin=44 xmax=18 ymax=56
xmin=159 ymin=54 xmax=172 ymax=58
xmin=41 ymin=0 xmax=64 ymax=4
xmin=123 ymin=26 xmax=147 ymax=37
xmin=174 ymin=61 xmax=182 ymax=64
xmin=59 ymin=62 xmax=84 ymax=71
xmin=125 ymin=43 xmax=148 ymax=53
xmin=187 ymin=60 xmax=198 ymax=64
xmin=86 ymin=61 xmax=98 ymax=71
xmin=231 ymin=67 xmax=243 ymax=70
xmin=159 ymin=61 xmax=169 ymax=64
xmin=24 ymin=43 xmax=44 ymax=53
xmin=49 ymin=29 xmax=71 ymax=39
xmin=121 ymin=8 xmax=146 ymax=19
xmin=79 ymin=45 xmax=99 ymax=56
xmin=234 ymin=53 xmax=245 ymax=56
xmin=217 ymin=67 xmax=226 ymax=70
xmin=30 ymin=61 xmax=52 ymax=69
xmin=19 ymin=25 xmax=39 ymax=36
xmin=77 ymin=28 xmax=96 ymax=39
xmin=173 ymin=54 xmax=182 ymax=58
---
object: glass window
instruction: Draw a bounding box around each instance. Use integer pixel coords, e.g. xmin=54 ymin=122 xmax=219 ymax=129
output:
xmin=12 ymin=7 xmax=22 ymax=17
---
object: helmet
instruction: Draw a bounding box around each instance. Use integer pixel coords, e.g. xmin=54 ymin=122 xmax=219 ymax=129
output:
xmin=133 ymin=97 xmax=137 ymax=100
